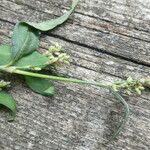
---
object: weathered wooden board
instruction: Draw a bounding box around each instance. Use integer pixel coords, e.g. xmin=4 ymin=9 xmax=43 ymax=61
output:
xmin=0 ymin=0 xmax=150 ymax=149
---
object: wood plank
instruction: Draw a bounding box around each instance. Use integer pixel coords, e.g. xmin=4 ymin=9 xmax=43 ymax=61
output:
xmin=0 ymin=0 xmax=150 ymax=149
xmin=0 ymin=0 xmax=150 ymax=65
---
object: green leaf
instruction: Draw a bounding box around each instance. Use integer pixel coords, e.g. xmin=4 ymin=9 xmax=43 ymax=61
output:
xmin=108 ymin=88 xmax=130 ymax=142
xmin=0 ymin=91 xmax=16 ymax=121
xmin=10 ymin=0 xmax=79 ymax=63
xmin=24 ymin=0 xmax=79 ymax=31
xmin=0 ymin=45 xmax=11 ymax=65
xmin=25 ymin=76 xmax=55 ymax=96
xmin=11 ymin=23 xmax=40 ymax=63
xmin=14 ymin=51 xmax=49 ymax=70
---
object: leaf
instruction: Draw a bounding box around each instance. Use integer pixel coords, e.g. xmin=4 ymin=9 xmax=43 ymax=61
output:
xmin=108 ymin=88 xmax=130 ymax=142
xmin=11 ymin=23 xmax=40 ymax=63
xmin=24 ymin=0 xmax=79 ymax=31
xmin=14 ymin=51 xmax=49 ymax=70
xmin=0 ymin=91 xmax=16 ymax=121
xmin=10 ymin=0 xmax=79 ymax=63
xmin=25 ymin=76 xmax=55 ymax=96
xmin=0 ymin=45 xmax=11 ymax=65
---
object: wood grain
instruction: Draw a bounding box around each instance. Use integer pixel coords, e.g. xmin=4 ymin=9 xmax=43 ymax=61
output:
xmin=0 ymin=0 xmax=150 ymax=149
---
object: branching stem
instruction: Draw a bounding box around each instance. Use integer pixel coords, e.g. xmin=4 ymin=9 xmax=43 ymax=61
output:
xmin=0 ymin=65 xmax=149 ymax=142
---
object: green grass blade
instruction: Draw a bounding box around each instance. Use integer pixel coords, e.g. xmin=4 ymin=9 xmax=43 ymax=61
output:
xmin=107 ymin=88 xmax=130 ymax=142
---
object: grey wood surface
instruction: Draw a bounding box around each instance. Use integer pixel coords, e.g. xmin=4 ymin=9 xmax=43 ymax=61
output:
xmin=0 ymin=0 xmax=150 ymax=149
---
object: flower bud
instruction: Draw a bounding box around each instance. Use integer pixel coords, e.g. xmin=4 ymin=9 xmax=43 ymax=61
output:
xmin=0 ymin=80 xmax=10 ymax=89
xmin=45 ymin=43 xmax=70 ymax=67
xmin=135 ymin=88 xmax=141 ymax=95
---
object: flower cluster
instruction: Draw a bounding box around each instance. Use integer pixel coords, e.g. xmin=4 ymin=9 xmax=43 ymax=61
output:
xmin=0 ymin=80 xmax=10 ymax=91
xmin=112 ymin=77 xmax=145 ymax=95
xmin=45 ymin=43 xmax=70 ymax=67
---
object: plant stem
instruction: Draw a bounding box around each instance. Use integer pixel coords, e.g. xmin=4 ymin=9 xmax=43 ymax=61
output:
xmin=12 ymin=69 xmax=111 ymax=88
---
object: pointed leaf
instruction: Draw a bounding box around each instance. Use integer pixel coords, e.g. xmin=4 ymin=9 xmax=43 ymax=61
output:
xmin=25 ymin=76 xmax=55 ymax=96
xmin=108 ymin=88 xmax=130 ymax=142
xmin=11 ymin=23 xmax=40 ymax=63
xmin=0 ymin=91 xmax=16 ymax=121
xmin=24 ymin=0 xmax=79 ymax=31
xmin=0 ymin=45 xmax=11 ymax=65
xmin=14 ymin=51 xmax=49 ymax=69
xmin=10 ymin=0 xmax=79 ymax=63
